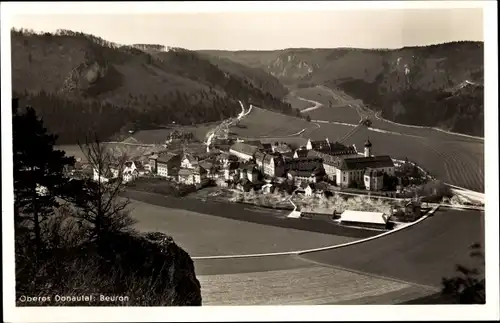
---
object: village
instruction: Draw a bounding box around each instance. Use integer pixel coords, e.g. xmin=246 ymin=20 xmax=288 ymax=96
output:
xmin=60 ymin=124 xmax=442 ymax=231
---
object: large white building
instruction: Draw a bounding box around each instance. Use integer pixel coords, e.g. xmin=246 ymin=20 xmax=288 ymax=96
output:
xmin=335 ymin=139 xmax=395 ymax=188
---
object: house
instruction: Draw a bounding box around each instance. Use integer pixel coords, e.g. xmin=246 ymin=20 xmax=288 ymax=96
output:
xmin=229 ymin=142 xmax=260 ymax=161
xmin=217 ymin=152 xmax=239 ymax=167
xmin=364 ymin=168 xmax=384 ymax=191
xmin=293 ymin=149 xmax=309 ymax=159
xmin=287 ymin=168 xmax=324 ymax=185
xmin=336 ymin=155 xmax=395 ymax=188
xmin=180 ymin=154 xmax=199 ymax=169
xmin=199 ymin=160 xmax=217 ymax=179
xmin=340 ymin=210 xmax=392 ymax=230
xmin=285 ymin=157 xmax=324 ymax=173
xmin=238 ymin=162 xmax=260 ymax=183
xmin=92 ymin=166 xmax=115 ymax=183
xmin=261 ymin=143 xmax=273 ymax=153
xmin=304 ymin=183 xmax=314 ymax=197
xmin=328 ymin=141 xmax=358 ymax=157
xmin=302 ymin=182 xmax=329 ymax=197
xmin=254 ymin=151 xmax=286 ymax=178
xmin=156 ymin=152 xmax=182 ymax=178
xmin=306 ymin=138 xmax=331 ymax=151
xmin=261 ymin=183 xmax=276 ymax=194
xmin=272 ymin=142 xmax=292 ymax=154
xmin=306 ymin=150 xmax=343 ymax=182
xmin=178 ymin=166 xmax=209 ymax=186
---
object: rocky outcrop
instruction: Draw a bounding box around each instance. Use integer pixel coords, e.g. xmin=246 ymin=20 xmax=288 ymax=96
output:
xmin=60 ymin=59 xmax=109 ymax=96
xmin=101 ymin=231 xmax=202 ymax=306
xmin=16 ymin=230 xmax=202 ymax=306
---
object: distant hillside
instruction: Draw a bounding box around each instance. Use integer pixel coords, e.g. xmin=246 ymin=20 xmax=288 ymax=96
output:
xmin=200 ymin=42 xmax=484 ymax=136
xmin=11 ymin=28 xmax=293 ymax=144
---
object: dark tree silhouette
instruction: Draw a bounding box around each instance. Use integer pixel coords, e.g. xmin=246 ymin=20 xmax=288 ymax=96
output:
xmin=13 ymin=98 xmax=75 ymax=252
xmin=441 ymin=243 xmax=485 ymax=304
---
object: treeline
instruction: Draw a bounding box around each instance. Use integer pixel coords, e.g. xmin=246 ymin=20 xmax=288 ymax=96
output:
xmin=14 ymin=90 xmax=241 ymax=144
xmin=133 ymin=44 xmax=166 ymax=52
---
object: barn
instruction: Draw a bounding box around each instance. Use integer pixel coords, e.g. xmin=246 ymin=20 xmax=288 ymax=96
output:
xmin=339 ymin=210 xmax=392 ymax=230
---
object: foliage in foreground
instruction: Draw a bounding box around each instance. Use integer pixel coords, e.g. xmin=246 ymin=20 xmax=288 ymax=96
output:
xmin=441 ymin=243 xmax=485 ymax=304
xmin=13 ymin=100 xmax=201 ymax=306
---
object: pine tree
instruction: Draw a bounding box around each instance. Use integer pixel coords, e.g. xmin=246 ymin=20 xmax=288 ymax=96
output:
xmin=13 ymin=99 xmax=76 ymax=252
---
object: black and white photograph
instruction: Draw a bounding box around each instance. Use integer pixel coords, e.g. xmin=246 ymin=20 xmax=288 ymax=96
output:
xmin=2 ymin=1 xmax=498 ymax=322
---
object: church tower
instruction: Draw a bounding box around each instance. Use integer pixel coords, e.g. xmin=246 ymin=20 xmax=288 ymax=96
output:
xmin=364 ymin=138 xmax=372 ymax=157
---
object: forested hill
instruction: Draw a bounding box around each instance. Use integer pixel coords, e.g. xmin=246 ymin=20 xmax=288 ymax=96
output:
xmin=201 ymin=42 xmax=484 ymax=137
xmin=11 ymin=28 xmax=292 ymax=144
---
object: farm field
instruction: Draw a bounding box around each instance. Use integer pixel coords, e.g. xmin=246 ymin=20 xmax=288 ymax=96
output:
xmin=306 ymin=105 xmax=361 ymax=125
xmin=129 ymin=124 xmax=215 ymax=144
xmin=301 ymin=209 xmax=484 ymax=289
xmin=127 ymin=199 xmax=360 ymax=257
xmin=197 ymin=264 xmax=435 ymax=305
xmin=231 ymin=106 xmax=312 ymax=138
xmin=344 ymin=126 xmax=484 ymax=192
xmin=302 ymin=120 xmax=484 ymax=192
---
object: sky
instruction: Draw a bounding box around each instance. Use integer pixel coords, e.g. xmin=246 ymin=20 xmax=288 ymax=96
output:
xmin=8 ymin=6 xmax=484 ymax=50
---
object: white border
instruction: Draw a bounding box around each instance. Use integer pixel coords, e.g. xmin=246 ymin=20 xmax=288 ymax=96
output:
xmin=2 ymin=1 xmax=498 ymax=322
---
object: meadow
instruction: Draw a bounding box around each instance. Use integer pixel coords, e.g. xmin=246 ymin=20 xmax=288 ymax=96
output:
xmin=230 ymin=107 xmax=312 ymax=138
xmin=128 ymin=200 xmax=358 ymax=257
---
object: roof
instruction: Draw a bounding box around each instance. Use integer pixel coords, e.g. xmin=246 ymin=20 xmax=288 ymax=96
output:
xmin=309 ymin=139 xmax=330 ymax=150
xmin=340 ymin=210 xmax=390 ymax=225
xmin=243 ymin=140 xmax=262 ymax=147
xmin=229 ymin=142 xmax=259 ymax=156
xmin=310 ymin=182 xmax=329 ymax=191
xmin=178 ymin=169 xmax=193 ymax=176
xmin=192 ymin=165 xmax=207 ymax=174
xmin=273 ymin=143 xmax=292 ymax=153
xmin=199 ymin=160 xmax=214 ymax=170
xmin=301 ymin=207 xmax=334 ymax=215
xmin=286 ymin=157 xmax=323 ymax=171
xmin=339 ymin=156 xmax=394 ymax=171
xmin=307 ymin=150 xmax=343 ymax=167
xmin=183 ymin=154 xmax=198 ymax=164
xmin=261 ymin=143 xmax=273 ymax=151
xmin=294 ymin=149 xmax=309 ymax=158
xmin=157 ymin=152 xmax=181 ymax=163
xmin=289 ymin=170 xmax=317 ymax=178
xmin=364 ymin=139 xmax=372 ymax=147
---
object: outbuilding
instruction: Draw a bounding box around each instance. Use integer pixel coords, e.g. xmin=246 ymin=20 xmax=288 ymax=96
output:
xmin=340 ymin=210 xmax=391 ymax=230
